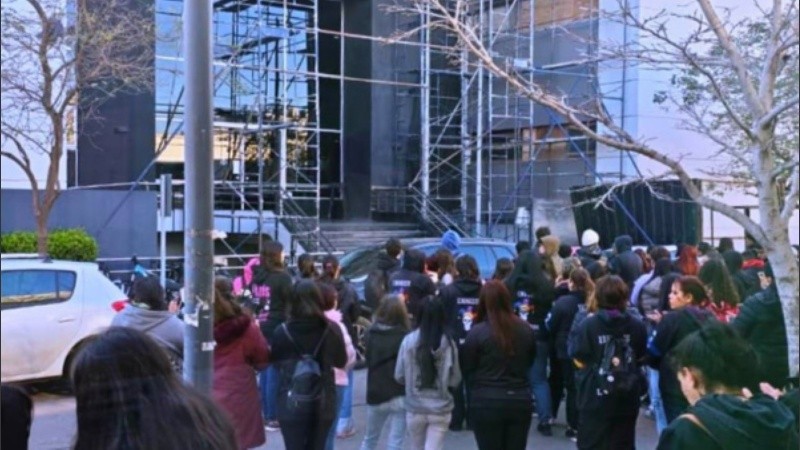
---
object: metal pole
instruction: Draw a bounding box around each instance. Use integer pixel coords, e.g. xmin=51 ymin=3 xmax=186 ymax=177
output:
xmin=475 ymin=3 xmax=484 ymax=236
xmin=159 ymin=176 xmax=167 ymax=289
xmin=420 ymin=6 xmax=430 ymax=222
xmin=182 ymin=0 xmax=215 ymax=392
xmin=460 ymin=44 xmax=470 ymax=230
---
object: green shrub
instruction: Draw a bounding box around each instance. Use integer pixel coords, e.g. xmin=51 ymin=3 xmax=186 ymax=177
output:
xmin=0 ymin=228 xmax=99 ymax=261
xmin=0 ymin=231 xmax=37 ymax=254
xmin=48 ymin=229 xmax=99 ymax=262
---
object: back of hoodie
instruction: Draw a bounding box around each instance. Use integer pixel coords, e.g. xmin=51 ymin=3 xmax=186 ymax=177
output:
xmin=394 ymin=330 xmax=461 ymax=415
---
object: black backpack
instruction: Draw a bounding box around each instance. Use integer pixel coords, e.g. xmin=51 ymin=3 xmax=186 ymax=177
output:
xmin=281 ymin=323 xmax=330 ymax=412
xmin=364 ymin=269 xmax=389 ymax=310
xmin=591 ymin=334 xmax=644 ymax=402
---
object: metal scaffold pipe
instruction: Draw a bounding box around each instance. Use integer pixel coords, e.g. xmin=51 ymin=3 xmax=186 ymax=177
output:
xmin=182 ymin=0 xmax=215 ymax=393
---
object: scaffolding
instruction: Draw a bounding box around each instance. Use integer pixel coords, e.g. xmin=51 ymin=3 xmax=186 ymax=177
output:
xmin=152 ymin=0 xmax=638 ymax=253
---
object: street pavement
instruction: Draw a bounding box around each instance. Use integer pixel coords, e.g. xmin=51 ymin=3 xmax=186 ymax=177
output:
xmin=28 ymin=369 xmax=659 ymax=449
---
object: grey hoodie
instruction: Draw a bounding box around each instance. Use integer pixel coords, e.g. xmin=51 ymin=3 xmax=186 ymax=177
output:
xmin=111 ymin=305 xmax=185 ymax=358
xmin=394 ymin=330 xmax=461 ymax=415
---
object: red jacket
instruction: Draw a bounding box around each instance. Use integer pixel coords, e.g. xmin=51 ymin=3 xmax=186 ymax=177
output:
xmin=212 ymin=314 xmax=270 ymax=449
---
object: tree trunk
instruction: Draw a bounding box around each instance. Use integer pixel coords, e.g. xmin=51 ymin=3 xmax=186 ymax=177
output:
xmin=764 ymin=224 xmax=800 ymax=378
xmin=36 ymin=211 xmax=49 ymax=257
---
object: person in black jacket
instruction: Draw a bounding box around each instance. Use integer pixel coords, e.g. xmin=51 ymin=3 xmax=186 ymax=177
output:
xmin=440 ymin=255 xmax=483 ymax=430
xmin=360 ymin=295 xmax=411 ymax=450
xmin=732 ymin=263 xmax=790 ymax=389
xmin=571 ymin=275 xmax=648 ymax=450
xmin=546 ymin=268 xmax=594 ymax=438
xmin=607 ymin=235 xmax=643 ymax=289
xmin=647 ymin=276 xmax=717 ymax=423
xmin=270 ymin=280 xmax=347 ymax=450
xmin=461 ymin=280 xmax=537 ymax=450
xmin=1 ymin=384 xmax=32 ymax=450
xmin=364 ymin=239 xmax=402 ymax=311
xmin=656 ymin=322 xmax=799 ymax=450
xmin=252 ymin=241 xmax=295 ymax=432
xmin=721 ymin=249 xmax=760 ymax=302
xmin=389 ymin=248 xmax=436 ymax=327
xmin=504 ymin=249 xmax=556 ymax=435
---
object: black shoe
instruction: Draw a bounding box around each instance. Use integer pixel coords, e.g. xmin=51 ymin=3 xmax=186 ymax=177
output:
xmin=537 ymin=422 xmax=553 ymax=437
xmin=565 ymin=427 xmax=578 ymax=438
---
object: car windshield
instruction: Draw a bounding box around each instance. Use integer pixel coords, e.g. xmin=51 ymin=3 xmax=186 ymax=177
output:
xmin=339 ymin=246 xmax=381 ymax=279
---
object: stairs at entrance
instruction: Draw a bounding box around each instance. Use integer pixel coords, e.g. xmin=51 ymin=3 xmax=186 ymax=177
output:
xmin=320 ymin=220 xmax=431 ymax=253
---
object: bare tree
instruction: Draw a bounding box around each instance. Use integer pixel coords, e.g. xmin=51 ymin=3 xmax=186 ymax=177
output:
xmin=393 ymin=0 xmax=800 ymax=374
xmin=1 ymin=0 xmax=154 ymax=254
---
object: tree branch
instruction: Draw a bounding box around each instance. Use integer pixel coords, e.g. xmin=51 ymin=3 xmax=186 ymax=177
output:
xmin=782 ymin=164 xmax=800 ymax=222
xmin=696 ymin=0 xmax=765 ymax=116
xmin=756 ymin=94 xmax=800 ymax=130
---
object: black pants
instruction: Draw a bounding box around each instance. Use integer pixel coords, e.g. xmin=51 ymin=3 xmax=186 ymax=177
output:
xmin=470 ymin=399 xmax=533 ymax=450
xmin=577 ymin=411 xmax=637 ymax=450
xmin=560 ymin=358 xmax=578 ymax=430
xmin=280 ymin=416 xmax=335 ymax=450
xmin=549 ymin=347 xmax=564 ymax=419
xmin=450 ymin=380 xmax=469 ymax=428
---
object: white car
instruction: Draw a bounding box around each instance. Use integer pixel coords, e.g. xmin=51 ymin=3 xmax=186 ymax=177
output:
xmin=0 ymin=256 xmax=127 ymax=383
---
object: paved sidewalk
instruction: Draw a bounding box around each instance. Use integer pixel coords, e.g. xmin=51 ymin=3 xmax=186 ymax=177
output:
xmin=29 ymin=369 xmax=660 ymax=449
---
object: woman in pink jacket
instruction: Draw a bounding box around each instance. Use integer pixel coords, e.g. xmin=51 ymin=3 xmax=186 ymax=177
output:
xmin=319 ymin=282 xmax=357 ymax=450
xmin=213 ymin=277 xmax=271 ymax=450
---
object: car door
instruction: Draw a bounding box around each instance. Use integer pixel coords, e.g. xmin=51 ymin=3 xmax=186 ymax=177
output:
xmin=0 ymin=269 xmax=82 ymax=381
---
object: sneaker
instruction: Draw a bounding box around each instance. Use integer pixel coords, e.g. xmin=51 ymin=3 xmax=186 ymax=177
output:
xmin=537 ymin=422 xmax=553 ymax=437
xmin=336 ymin=425 xmax=357 ymax=439
xmin=565 ymin=428 xmax=578 ymax=439
xmin=264 ymin=420 xmax=280 ymax=432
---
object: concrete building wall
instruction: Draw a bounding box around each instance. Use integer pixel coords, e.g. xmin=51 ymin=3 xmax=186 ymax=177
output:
xmin=0 ymin=189 xmax=158 ymax=258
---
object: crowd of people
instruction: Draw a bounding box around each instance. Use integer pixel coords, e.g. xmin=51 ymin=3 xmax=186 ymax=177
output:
xmin=2 ymin=229 xmax=799 ymax=450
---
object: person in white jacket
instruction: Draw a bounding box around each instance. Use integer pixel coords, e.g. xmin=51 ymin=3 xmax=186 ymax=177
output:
xmin=395 ymin=296 xmax=461 ymax=450
xmin=319 ymin=283 xmax=357 ymax=450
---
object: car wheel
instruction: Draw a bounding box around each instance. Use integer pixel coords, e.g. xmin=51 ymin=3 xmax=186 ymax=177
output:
xmin=58 ymin=337 xmax=96 ymax=394
xmin=353 ymin=316 xmax=370 ymax=370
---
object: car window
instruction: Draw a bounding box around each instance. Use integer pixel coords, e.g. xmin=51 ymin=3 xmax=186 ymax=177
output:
xmin=459 ymin=245 xmax=494 ymax=277
xmin=339 ymin=247 xmax=381 ymax=279
xmin=1 ymin=270 xmax=77 ymax=310
xmin=491 ymin=245 xmax=515 ymax=260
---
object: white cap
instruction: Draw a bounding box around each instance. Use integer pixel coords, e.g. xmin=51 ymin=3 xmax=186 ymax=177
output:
xmin=581 ymin=229 xmax=600 ymax=247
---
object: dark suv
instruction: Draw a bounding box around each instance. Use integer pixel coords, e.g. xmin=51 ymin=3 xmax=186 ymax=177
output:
xmin=338 ymin=238 xmax=516 ymax=367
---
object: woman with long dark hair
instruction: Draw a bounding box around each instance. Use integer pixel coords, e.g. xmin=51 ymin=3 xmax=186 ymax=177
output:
xmin=72 ymin=327 xmax=238 ymax=450
xmin=647 ymin=276 xmax=717 ymax=423
xmin=546 ymin=268 xmax=595 ymax=439
xmin=504 ymin=249 xmax=556 ymax=435
xmin=571 ymin=275 xmax=648 ymax=450
xmin=252 ymin=241 xmax=295 ymax=432
xmin=212 ymin=277 xmax=270 ymax=449
xmin=395 ymin=297 xmax=461 ymax=450
xmin=270 ymin=280 xmax=347 ymax=450
xmin=360 ymin=295 xmax=411 ymax=450
xmin=697 ymin=259 xmax=740 ymax=323
xmin=461 ymin=280 xmax=536 ymax=450
xmin=296 ymin=253 xmax=319 ymax=281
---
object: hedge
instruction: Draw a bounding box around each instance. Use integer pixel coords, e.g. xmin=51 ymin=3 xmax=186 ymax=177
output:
xmin=0 ymin=229 xmax=99 ymax=262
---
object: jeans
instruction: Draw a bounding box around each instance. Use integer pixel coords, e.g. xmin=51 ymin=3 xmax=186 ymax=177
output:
xmin=450 ymin=379 xmax=469 ymax=429
xmin=259 ymin=366 xmax=279 ymax=421
xmin=529 ymin=340 xmax=552 ymax=424
xmin=648 ymin=368 xmax=668 ymax=434
xmin=359 ymin=397 xmax=406 ymax=450
xmin=405 ymin=412 xmax=450 ymax=450
xmin=336 ymin=370 xmax=354 ymax=433
xmin=325 ymin=386 xmax=346 ymax=450
xmin=470 ymin=399 xmax=532 ymax=450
